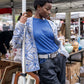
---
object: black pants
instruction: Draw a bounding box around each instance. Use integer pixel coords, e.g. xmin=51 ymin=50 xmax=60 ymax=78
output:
xmin=38 ymin=53 xmax=66 ymax=84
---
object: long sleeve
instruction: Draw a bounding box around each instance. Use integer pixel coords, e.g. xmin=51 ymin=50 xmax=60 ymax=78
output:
xmin=12 ymin=21 xmax=25 ymax=48
xmin=53 ymin=23 xmax=69 ymax=58
xmin=11 ymin=17 xmax=40 ymax=72
xmin=48 ymin=20 xmax=69 ymax=58
xmin=58 ymin=39 xmax=69 ymax=58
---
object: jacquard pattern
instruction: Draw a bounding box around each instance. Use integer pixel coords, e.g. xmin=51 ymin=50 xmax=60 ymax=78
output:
xmin=12 ymin=17 xmax=69 ymax=72
xmin=12 ymin=18 xmax=40 ymax=72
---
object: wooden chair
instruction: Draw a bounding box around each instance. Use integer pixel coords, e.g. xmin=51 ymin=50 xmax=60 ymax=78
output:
xmin=1 ymin=64 xmax=21 ymax=84
xmin=14 ymin=72 xmax=40 ymax=84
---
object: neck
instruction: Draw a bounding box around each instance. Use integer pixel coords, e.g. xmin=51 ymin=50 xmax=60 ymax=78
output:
xmin=34 ymin=11 xmax=43 ymax=19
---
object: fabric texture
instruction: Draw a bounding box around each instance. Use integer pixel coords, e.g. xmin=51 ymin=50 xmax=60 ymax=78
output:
xmin=38 ymin=53 xmax=66 ymax=84
xmin=33 ymin=18 xmax=59 ymax=54
xmin=12 ymin=19 xmax=40 ymax=72
xmin=12 ymin=17 xmax=69 ymax=72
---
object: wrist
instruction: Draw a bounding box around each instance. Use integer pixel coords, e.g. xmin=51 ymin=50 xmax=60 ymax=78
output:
xmin=19 ymin=21 xmax=25 ymax=24
xmin=18 ymin=21 xmax=25 ymax=25
xmin=60 ymin=53 xmax=64 ymax=56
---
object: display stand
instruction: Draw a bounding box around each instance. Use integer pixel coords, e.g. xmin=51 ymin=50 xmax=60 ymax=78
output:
xmin=68 ymin=49 xmax=84 ymax=65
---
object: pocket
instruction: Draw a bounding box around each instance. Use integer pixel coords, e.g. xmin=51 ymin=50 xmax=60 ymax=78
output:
xmin=39 ymin=58 xmax=47 ymax=64
xmin=40 ymin=58 xmax=54 ymax=70
xmin=59 ymin=53 xmax=66 ymax=60
xmin=40 ymin=58 xmax=51 ymax=66
xmin=39 ymin=59 xmax=55 ymax=76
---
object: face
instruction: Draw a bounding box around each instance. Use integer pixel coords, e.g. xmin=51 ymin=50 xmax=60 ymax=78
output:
xmin=38 ymin=3 xmax=52 ymax=19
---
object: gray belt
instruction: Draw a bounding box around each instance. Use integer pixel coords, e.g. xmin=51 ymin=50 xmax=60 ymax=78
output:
xmin=38 ymin=51 xmax=58 ymax=59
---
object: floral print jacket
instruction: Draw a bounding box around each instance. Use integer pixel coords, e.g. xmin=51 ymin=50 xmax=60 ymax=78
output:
xmin=12 ymin=17 xmax=69 ymax=72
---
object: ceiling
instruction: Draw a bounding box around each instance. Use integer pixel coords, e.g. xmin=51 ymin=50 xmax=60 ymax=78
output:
xmin=0 ymin=0 xmax=34 ymax=9
xmin=52 ymin=0 xmax=84 ymax=13
xmin=0 ymin=0 xmax=84 ymax=13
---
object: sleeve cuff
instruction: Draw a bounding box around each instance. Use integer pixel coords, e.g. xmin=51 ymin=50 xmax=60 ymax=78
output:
xmin=60 ymin=50 xmax=69 ymax=58
xmin=18 ymin=21 xmax=25 ymax=25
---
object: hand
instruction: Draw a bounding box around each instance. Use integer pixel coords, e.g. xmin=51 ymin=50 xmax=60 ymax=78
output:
xmin=20 ymin=12 xmax=28 ymax=24
xmin=60 ymin=53 xmax=64 ymax=56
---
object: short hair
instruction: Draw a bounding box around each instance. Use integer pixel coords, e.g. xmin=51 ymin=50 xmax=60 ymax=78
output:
xmin=34 ymin=0 xmax=52 ymax=10
xmin=26 ymin=9 xmax=32 ymax=14
xmin=17 ymin=9 xmax=32 ymax=21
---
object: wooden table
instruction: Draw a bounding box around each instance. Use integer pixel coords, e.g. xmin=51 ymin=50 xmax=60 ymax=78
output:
xmin=0 ymin=58 xmax=21 ymax=84
xmin=68 ymin=49 xmax=84 ymax=65
xmin=1 ymin=58 xmax=21 ymax=64
xmin=1 ymin=49 xmax=84 ymax=66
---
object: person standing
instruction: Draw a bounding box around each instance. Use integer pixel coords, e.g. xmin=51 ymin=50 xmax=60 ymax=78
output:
xmin=12 ymin=9 xmax=33 ymax=61
xmin=12 ymin=0 xmax=69 ymax=84
xmin=17 ymin=9 xmax=32 ymax=21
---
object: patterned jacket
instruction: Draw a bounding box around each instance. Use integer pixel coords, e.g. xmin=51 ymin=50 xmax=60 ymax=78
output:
xmin=12 ymin=17 xmax=69 ymax=72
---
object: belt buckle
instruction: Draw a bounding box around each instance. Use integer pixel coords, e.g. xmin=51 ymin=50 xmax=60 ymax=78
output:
xmin=50 ymin=52 xmax=58 ymax=58
xmin=50 ymin=54 xmax=55 ymax=58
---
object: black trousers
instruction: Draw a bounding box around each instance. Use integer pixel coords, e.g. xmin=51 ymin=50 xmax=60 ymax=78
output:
xmin=38 ymin=53 xmax=66 ymax=84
